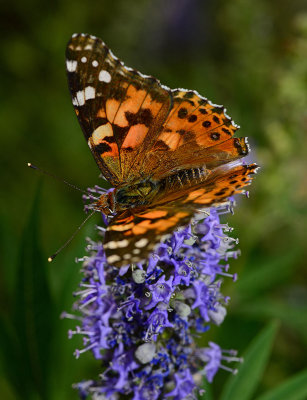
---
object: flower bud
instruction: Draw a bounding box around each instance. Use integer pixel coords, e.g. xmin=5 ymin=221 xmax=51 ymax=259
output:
xmin=208 ymin=305 xmax=227 ymax=325
xmin=173 ymin=300 xmax=191 ymax=318
xmin=132 ymin=269 xmax=146 ymax=284
xmin=135 ymin=343 xmax=156 ymax=364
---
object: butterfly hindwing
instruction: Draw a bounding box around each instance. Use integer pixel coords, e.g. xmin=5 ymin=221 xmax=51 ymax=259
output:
xmin=104 ymin=208 xmax=192 ymax=267
xmin=171 ymin=163 xmax=258 ymax=208
xmin=104 ymin=163 xmax=257 ymax=267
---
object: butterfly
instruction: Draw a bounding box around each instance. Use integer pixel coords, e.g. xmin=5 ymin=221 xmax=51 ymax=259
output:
xmin=66 ymin=33 xmax=258 ymax=267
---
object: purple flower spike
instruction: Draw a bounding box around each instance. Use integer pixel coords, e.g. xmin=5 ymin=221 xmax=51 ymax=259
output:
xmin=65 ymin=191 xmax=245 ymax=399
xmin=200 ymin=342 xmax=223 ymax=383
xmin=166 ymin=369 xmax=196 ymax=399
xmin=145 ymin=275 xmax=174 ymax=309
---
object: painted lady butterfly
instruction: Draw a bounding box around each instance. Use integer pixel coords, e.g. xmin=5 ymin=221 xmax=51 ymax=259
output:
xmin=66 ymin=33 xmax=257 ymax=267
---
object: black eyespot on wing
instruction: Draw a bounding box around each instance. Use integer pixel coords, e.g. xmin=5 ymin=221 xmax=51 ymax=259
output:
xmin=178 ymin=108 xmax=188 ymax=119
xmin=210 ymin=132 xmax=220 ymax=141
xmin=222 ymin=127 xmax=231 ymax=135
xmin=188 ymin=114 xmax=197 ymax=123
xmin=214 ymin=189 xmax=227 ymax=196
xmin=202 ymin=120 xmax=211 ymax=128
xmin=183 ymin=91 xmax=194 ymax=99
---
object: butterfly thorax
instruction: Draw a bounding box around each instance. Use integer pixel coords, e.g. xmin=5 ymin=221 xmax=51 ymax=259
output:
xmin=115 ymin=179 xmax=160 ymax=210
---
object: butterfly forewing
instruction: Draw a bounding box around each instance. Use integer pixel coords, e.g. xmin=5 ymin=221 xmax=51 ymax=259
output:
xmin=66 ymin=33 xmax=171 ymax=185
xmin=140 ymin=90 xmax=249 ymax=179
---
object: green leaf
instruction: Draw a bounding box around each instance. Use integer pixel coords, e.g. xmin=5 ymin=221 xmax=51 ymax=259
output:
xmin=13 ymin=183 xmax=54 ymax=400
xmin=255 ymin=369 xmax=307 ymax=400
xmin=235 ymin=249 xmax=301 ymax=299
xmin=220 ymin=321 xmax=278 ymax=400
xmin=0 ymin=317 xmax=22 ymax=399
xmin=199 ymin=378 xmax=214 ymax=400
xmin=237 ymin=300 xmax=307 ymax=344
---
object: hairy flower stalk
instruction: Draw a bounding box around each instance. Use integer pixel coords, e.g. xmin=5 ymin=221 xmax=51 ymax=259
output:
xmin=64 ymin=187 xmax=244 ymax=400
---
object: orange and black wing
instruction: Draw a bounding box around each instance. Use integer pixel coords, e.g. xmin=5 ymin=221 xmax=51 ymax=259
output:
xmin=66 ymin=33 xmax=171 ymax=186
xmin=104 ymin=208 xmax=192 ymax=267
xmin=164 ymin=163 xmax=259 ymax=207
xmin=135 ymin=89 xmax=249 ymax=180
xmin=104 ymin=163 xmax=258 ymax=267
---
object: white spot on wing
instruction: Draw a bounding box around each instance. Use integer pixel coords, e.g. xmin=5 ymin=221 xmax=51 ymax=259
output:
xmin=92 ymin=60 xmax=98 ymax=67
xmin=99 ymin=70 xmax=111 ymax=83
xmin=66 ymin=60 xmax=77 ymax=72
xmin=81 ymin=56 xmax=87 ymax=63
xmin=109 ymin=49 xmax=118 ymax=61
xmin=117 ymin=239 xmax=129 ymax=248
xmin=76 ymin=91 xmax=85 ymax=106
xmin=133 ymin=249 xmax=141 ymax=254
xmin=85 ymin=44 xmax=93 ymax=50
xmin=105 ymin=239 xmax=129 ymax=249
xmin=85 ymin=86 xmax=95 ymax=100
xmin=107 ymin=254 xmax=121 ymax=264
xmin=72 ymin=97 xmax=78 ymax=106
xmin=92 ymin=123 xmax=113 ymax=144
xmin=135 ymin=238 xmax=149 ymax=248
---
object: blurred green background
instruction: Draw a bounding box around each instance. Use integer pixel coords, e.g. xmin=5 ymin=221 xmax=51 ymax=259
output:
xmin=1 ymin=0 xmax=307 ymax=399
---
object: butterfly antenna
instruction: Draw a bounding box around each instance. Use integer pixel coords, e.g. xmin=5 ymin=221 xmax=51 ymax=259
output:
xmin=48 ymin=210 xmax=96 ymax=262
xmin=27 ymin=162 xmax=91 ymax=196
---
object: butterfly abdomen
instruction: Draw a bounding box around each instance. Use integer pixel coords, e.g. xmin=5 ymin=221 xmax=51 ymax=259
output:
xmin=168 ymin=167 xmax=209 ymax=188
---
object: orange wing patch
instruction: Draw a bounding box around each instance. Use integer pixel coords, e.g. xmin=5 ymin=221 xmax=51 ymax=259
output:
xmin=91 ymin=123 xmax=113 ymax=144
xmin=157 ymin=90 xmax=238 ymax=152
xmin=122 ymin=124 xmax=148 ymax=148
xmin=131 ymin=210 xmax=189 ymax=235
